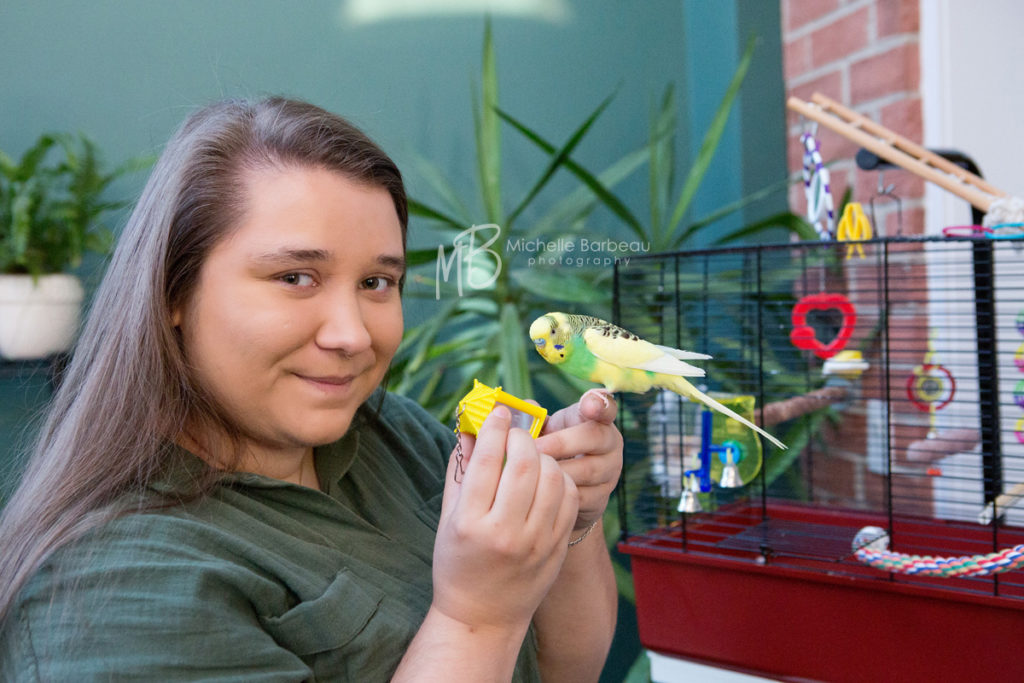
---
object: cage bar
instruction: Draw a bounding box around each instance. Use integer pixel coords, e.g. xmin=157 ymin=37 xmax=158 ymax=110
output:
xmin=615 ymin=235 xmax=1024 ymax=680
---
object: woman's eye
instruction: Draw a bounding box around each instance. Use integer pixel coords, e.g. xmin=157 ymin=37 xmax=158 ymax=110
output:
xmin=362 ymin=276 xmax=394 ymax=292
xmin=280 ymin=272 xmax=316 ymax=287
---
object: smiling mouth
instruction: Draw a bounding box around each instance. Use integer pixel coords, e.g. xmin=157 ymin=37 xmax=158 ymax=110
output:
xmin=303 ymin=375 xmax=353 ymax=384
xmin=295 ymin=373 xmax=358 ymax=392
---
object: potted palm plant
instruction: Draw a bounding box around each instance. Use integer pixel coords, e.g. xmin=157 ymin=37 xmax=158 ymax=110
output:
xmin=0 ymin=132 xmax=143 ymax=360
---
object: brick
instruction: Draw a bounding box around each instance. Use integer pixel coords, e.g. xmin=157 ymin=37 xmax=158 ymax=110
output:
xmin=886 ymin=312 xmax=931 ymax=365
xmin=850 ymin=43 xmax=921 ymax=105
xmin=783 ymin=34 xmax=812 ymax=81
xmin=864 ymin=471 xmax=888 ymax=508
xmin=817 ymin=126 xmax=863 ymax=165
xmin=788 ymin=68 xmax=843 ymax=111
xmin=788 ymin=139 xmax=802 ymax=177
xmin=783 ymin=0 xmax=841 ymax=34
xmin=877 ymin=0 xmax=920 ymax=37
xmin=788 ymin=181 xmax=806 ymax=214
xmin=892 ymin=474 xmax=934 ymax=517
xmin=880 ymin=96 xmax=923 ymax=144
xmin=812 ymin=449 xmax=860 ymax=500
xmin=810 ymin=6 xmax=871 ymax=70
xmin=892 ymin=421 xmax=933 ymax=458
xmin=860 ymin=367 xmax=887 ymax=401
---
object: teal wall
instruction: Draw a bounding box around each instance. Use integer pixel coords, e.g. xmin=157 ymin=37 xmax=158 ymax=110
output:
xmin=1 ymin=1 xmax=785 ymax=678
xmin=1 ymin=1 xmax=785 ymax=237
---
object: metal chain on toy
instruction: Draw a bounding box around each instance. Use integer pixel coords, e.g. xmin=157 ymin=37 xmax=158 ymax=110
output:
xmin=453 ymin=405 xmax=465 ymax=483
xmin=852 ymin=526 xmax=1024 ymax=577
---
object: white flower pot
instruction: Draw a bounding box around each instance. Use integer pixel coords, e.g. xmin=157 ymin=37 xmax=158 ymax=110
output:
xmin=0 ymin=273 xmax=84 ymax=360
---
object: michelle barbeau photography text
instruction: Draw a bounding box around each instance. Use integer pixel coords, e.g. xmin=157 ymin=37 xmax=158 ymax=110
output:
xmin=434 ymin=224 xmax=650 ymax=299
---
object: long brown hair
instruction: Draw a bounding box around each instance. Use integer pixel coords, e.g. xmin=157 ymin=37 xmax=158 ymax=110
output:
xmin=0 ymin=97 xmax=408 ymax=623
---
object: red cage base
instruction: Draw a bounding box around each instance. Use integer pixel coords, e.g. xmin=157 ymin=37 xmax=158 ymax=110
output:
xmin=620 ymin=502 xmax=1024 ymax=681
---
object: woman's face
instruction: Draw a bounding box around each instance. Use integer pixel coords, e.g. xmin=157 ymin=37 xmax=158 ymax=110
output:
xmin=175 ymin=165 xmax=405 ymax=465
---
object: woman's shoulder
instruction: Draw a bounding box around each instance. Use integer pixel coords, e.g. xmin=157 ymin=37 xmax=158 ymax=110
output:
xmin=4 ymin=504 xmax=315 ymax=680
xmin=12 ymin=503 xmax=301 ymax=636
xmin=22 ymin=506 xmax=235 ymax=589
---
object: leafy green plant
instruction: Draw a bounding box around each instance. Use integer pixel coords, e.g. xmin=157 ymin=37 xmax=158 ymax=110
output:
xmin=0 ymin=132 xmax=149 ymax=278
xmin=393 ymin=24 xmax=812 ymax=423
xmin=394 ymin=26 xmax=819 ymax=679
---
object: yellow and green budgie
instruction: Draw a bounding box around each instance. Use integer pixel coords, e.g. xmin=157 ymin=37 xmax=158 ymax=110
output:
xmin=529 ymin=312 xmax=786 ymax=450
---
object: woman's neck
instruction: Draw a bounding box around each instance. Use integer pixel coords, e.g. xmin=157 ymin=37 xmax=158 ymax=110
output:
xmin=177 ymin=430 xmax=321 ymax=490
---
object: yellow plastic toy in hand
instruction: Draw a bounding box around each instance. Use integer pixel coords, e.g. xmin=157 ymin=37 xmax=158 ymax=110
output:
xmin=456 ymin=379 xmax=547 ymax=438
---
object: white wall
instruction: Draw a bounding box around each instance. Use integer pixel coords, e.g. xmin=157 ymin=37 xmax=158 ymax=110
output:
xmin=920 ymin=0 xmax=1024 ymax=520
xmin=921 ymin=0 xmax=1024 ymax=230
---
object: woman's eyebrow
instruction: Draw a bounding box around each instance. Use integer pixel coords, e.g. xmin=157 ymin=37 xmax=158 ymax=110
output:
xmin=378 ymin=254 xmax=406 ymax=272
xmin=250 ymin=248 xmax=332 ymax=265
xmin=251 ymin=250 xmax=406 ymax=274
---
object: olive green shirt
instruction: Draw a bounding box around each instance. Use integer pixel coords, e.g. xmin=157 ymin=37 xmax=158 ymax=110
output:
xmin=1 ymin=391 xmax=540 ymax=681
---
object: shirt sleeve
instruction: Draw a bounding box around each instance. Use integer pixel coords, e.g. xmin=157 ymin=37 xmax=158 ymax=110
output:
xmin=4 ymin=527 xmax=313 ymax=682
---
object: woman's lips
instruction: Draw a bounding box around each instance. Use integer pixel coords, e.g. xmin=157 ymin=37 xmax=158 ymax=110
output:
xmin=295 ymin=373 xmax=357 ymax=394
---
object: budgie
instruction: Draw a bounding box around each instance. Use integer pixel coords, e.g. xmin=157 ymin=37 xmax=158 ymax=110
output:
xmin=529 ymin=312 xmax=786 ymax=449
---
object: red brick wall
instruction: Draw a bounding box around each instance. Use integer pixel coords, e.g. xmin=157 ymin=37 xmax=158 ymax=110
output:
xmin=782 ymin=0 xmax=924 ymax=236
xmin=781 ymin=1 xmax=933 ymax=512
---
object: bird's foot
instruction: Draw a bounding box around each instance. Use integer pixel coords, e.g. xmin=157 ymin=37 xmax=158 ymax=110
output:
xmin=582 ymin=387 xmax=613 ymax=410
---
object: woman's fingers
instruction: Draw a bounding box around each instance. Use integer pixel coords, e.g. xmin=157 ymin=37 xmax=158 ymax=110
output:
xmin=491 ymin=426 xmax=541 ymax=522
xmin=445 ymin=402 xmax=585 ymax=548
xmin=458 ymin=406 xmax=511 ymax=516
xmin=513 ymin=449 xmax=576 ymax=536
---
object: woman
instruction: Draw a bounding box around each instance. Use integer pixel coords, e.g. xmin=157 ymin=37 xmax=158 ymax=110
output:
xmin=0 ymin=97 xmax=621 ymax=681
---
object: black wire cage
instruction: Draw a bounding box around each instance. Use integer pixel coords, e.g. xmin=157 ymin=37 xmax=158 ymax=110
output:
xmin=613 ymin=235 xmax=1024 ymax=681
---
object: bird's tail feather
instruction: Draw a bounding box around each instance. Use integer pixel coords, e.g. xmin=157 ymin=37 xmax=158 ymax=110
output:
xmin=655 ymin=344 xmax=713 ymax=361
xmin=667 ymin=376 xmax=787 ymax=450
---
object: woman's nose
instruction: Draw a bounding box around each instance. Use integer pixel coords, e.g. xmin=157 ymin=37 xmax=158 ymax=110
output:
xmin=314 ymin=291 xmax=372 ymax=355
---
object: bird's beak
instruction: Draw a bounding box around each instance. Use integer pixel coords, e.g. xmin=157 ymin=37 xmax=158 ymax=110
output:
xmin=533 ymin=338 xmax=545 ymax=347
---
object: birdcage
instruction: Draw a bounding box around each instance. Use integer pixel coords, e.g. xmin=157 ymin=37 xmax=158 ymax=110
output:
xmin=614 ymin=234 xmax=1024 ymax=681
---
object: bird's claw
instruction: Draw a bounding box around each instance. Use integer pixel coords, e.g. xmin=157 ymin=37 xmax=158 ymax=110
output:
xmin=582 ymin=387 xmax=613 ymax=410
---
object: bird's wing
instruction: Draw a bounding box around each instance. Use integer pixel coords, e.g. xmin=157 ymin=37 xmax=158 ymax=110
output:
xmin=583 ymin=326 xmax=706 ymax=377
xmin=654 ymin=344 xmax=712 ymax=361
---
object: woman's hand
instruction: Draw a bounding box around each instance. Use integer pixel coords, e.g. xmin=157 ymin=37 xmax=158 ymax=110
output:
xmin=430 ymin=406 xmax=580 ymax=633
xmin=534 ymin=391 xmax=623 ymax=531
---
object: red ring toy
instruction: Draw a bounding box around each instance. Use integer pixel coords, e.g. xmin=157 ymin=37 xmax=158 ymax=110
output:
xmin=906 ymin=363 xmax=956 ymax=412
xmin=790 ymin=293 xmax=857 ymax=360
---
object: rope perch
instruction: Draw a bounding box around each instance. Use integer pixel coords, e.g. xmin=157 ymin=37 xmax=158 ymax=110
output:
xmin=853 ymin=526 xmax=1024 ymax=578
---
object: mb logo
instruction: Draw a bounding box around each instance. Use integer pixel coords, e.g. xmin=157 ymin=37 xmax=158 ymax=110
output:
xmin=435 ymin=223 xmax=503 ymax=300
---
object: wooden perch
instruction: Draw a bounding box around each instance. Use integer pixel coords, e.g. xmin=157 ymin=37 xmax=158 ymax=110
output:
xmin=980 ymin=482 xmax=1024 ymax=525
xmin=760 ymin=386 xmax=848 ymax=427
xmin=787 ymin=93 xmax=1007 ymax=212
xmin=906 ymin=429 xmax=980 ymax=463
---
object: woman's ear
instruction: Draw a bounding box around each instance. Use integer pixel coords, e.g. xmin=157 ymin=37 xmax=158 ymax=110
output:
xmin=171 ymin=308 xmax=182 ymax=327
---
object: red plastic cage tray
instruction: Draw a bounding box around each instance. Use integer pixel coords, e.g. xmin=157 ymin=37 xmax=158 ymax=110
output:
xmin=620 ymin=501 xmax=1024 ymax=682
